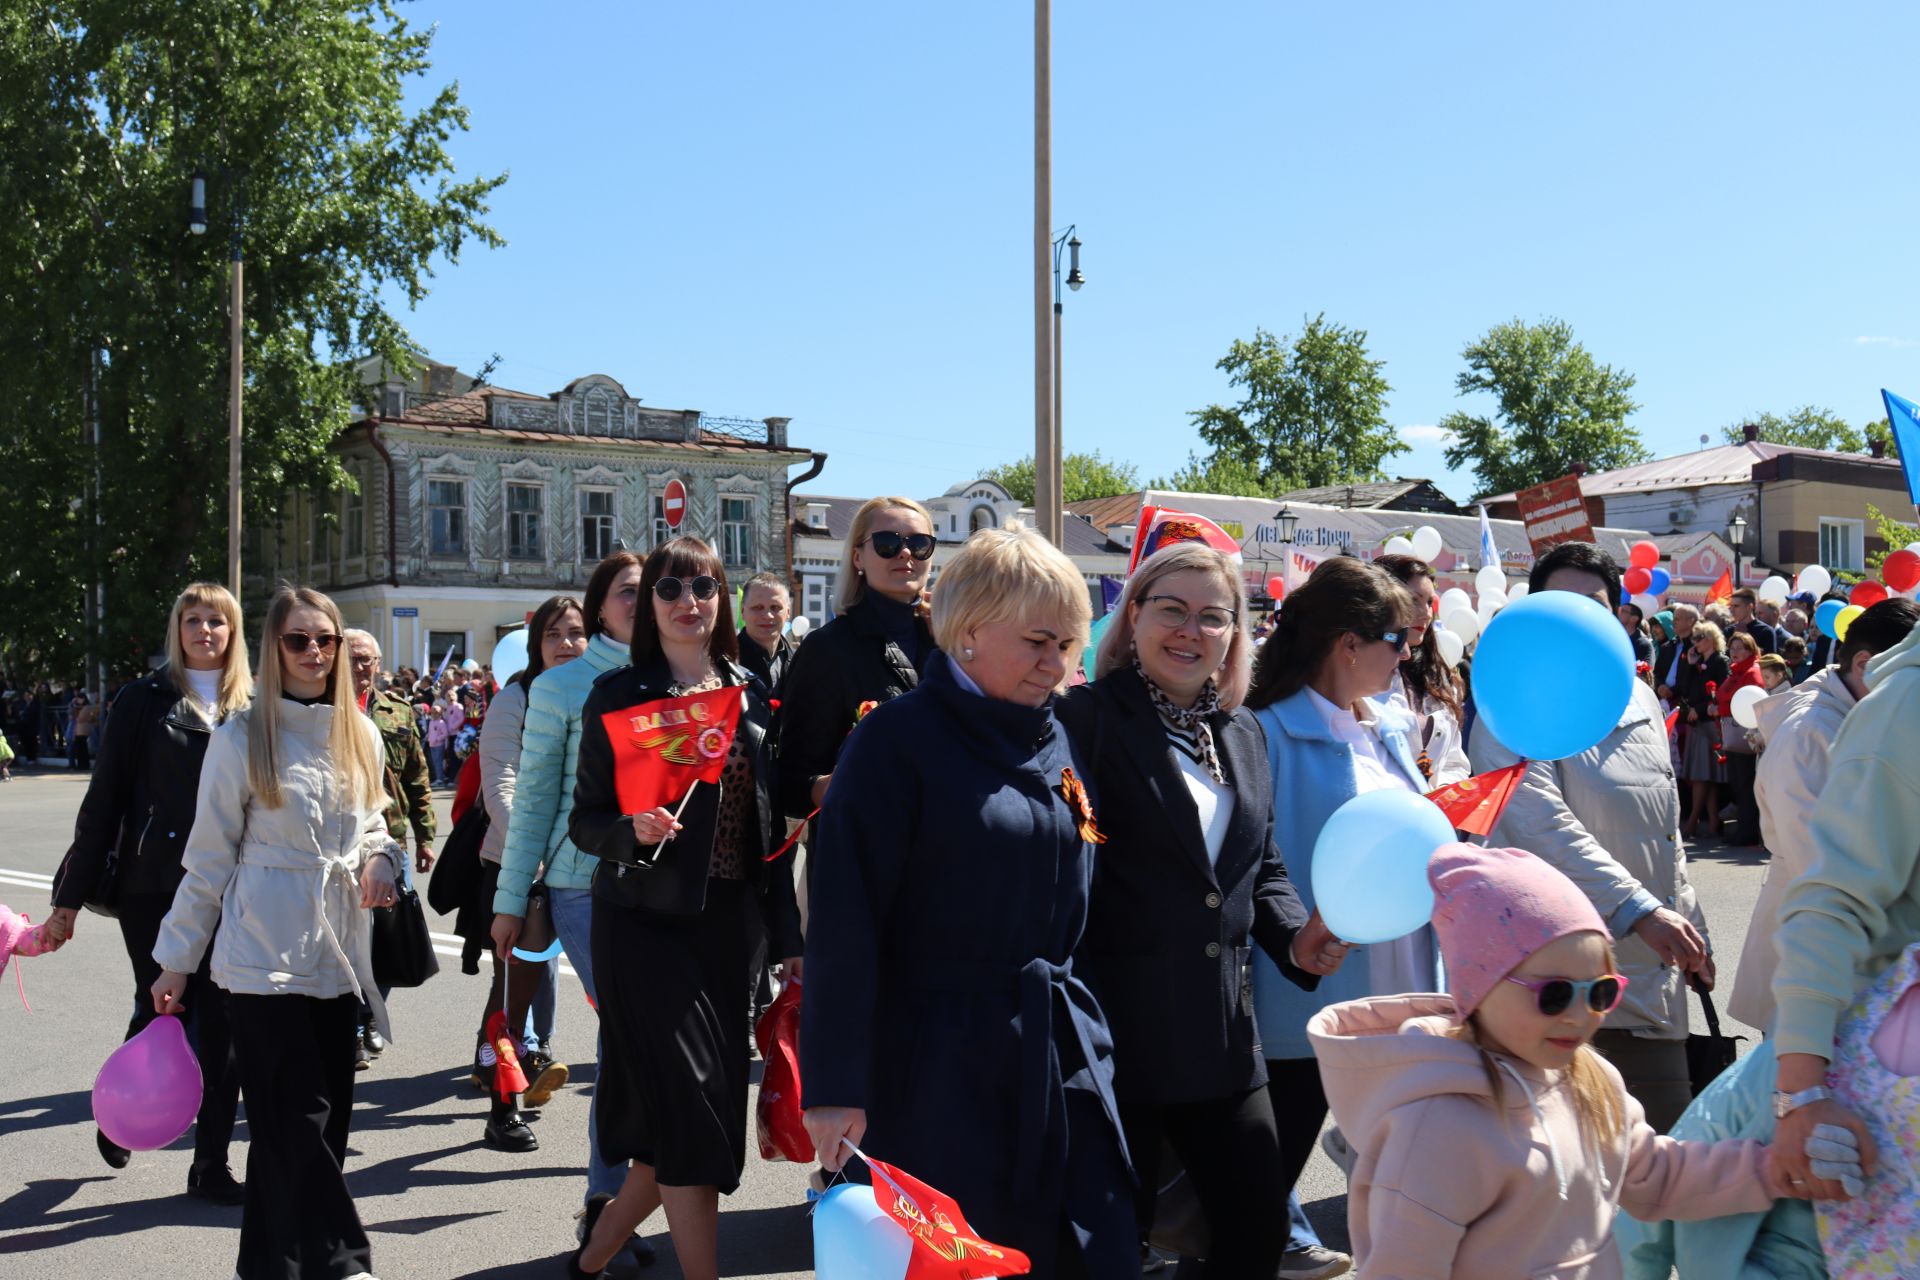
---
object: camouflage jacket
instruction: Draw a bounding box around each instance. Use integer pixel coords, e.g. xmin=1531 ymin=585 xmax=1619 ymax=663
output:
xmin=368 ymin=689 xmax=436 ymax=844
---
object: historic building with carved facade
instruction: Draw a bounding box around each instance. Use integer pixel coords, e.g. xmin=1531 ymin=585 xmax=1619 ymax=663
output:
xmin=253 ymin=357 xmax=819 ymax=670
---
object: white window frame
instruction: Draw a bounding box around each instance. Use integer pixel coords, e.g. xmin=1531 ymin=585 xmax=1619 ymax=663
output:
xmin=719 ymin=495 xmax=754 ymax=570
xmin=1818 ymin=517 xmax=1865 ymax=572
xmin=505 ymin=481 xmax=545 ymax=561
xmin=427 ymin=476 xmax=468 ymax=558
xmin=651 ymin=493 xmax=671 ymax=550
xmin=579 ymin=486 xmax=617 ymax=563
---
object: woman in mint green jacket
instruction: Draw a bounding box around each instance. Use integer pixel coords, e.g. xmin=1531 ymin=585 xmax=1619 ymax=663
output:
xmin=491 ymin=551 xmax=642 ymax=1236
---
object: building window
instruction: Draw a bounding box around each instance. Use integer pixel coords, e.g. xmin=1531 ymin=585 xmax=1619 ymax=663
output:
xmin=310 ymin=501 xmax=332 ymax=566
xmin=584 ymin=388 xmax=614 ymax=436
xmin=1819 ymin=517 xmax=1864 ymax=572
xmin=720 ymin=496 xmax=754 ymax=570
xmin=343 ymin=479 xmax=365 ymax=559
xmin=652 ymin=493 xmax=670 ymax=549
xmin=580 ymin=488 xmax=616 ymax=562
xmin=506 ymin=482 xmax=544 ymax=560
xmin=428 ymin=478 xmax=467 ymax=557
xmin=427 ymin=630 xmax=467 ymax=671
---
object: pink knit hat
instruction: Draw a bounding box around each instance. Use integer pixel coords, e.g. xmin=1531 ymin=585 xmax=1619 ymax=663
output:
xmin=1428 ymin=843 xmax=1607 ymax=1022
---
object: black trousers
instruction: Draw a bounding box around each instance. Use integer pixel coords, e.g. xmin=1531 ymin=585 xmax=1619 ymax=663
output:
xmin=227 ymin=992 xmax=372 ymax=1280
xmin=1726 ymin=752 xmax=1762 ymax=844
xmin=117 ymin=892 xmax=241 ymax=1166
xmin=1265 ymin=1057 xmax=1330 ymax=1209
xmin=1122 ymin=1086 xmax=1290 ymax=1275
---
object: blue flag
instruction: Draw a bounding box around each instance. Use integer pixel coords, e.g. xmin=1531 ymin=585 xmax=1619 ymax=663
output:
xmin=1881 ymin=389 xmax=1920 ymax=506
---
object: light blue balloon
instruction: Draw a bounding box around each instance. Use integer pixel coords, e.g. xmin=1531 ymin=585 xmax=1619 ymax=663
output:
xmin=813 ymin=1183 xmax=912 ymax=1280
xmin=1082 ymin=611 xmax=1116 ymax=679
xmin=1815 ymin=598 xmax=1846 ymax=639
xmin=1474 ymin=590 xmax=1635 ymax=760
xmin=1311 ymin=790 xmax=1453 ymax=945
xmin=1646 ymin=567 xmax=1671 ymax=596
xmin=512 ymin=939 xmax=564 ymax=963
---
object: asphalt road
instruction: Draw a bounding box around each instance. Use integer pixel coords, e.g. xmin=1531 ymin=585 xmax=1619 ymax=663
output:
xmin=0 ymin=767 xmax=1768 ymax=1278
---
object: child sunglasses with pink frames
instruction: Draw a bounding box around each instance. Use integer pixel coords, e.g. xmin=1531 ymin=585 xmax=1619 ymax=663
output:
xmin=1504 ymin=973 xmax=1630 ymax=1017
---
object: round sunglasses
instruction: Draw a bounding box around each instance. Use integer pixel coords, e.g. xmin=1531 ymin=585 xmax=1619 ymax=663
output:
xmin=865 ymin=530 xmax=936 ymax=562
xmin=279 ymin=630 xmax=343 ymax=655
xmin=1504 ymin=973 xmax=1629 ymax=1017
xmin=653 ymin=575 xmax=720 ymax=603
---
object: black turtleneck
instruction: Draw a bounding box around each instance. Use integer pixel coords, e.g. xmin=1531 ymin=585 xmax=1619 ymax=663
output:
xmin=864 ymin=589 xmax=933 ymax=673
xmin=283 ymin=691 xmax=332 ymax=707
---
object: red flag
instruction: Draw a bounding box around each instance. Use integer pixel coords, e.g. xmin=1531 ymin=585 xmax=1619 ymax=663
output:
xmin=862 ymin=1153 xmax=1032 ymax=1278
xmin=600 ymin=685 xmax=745 ymax=815
xmin=484 ymin=1010 xmax=529 ymax=1100
xmin=1706 ymin=570 xmax=1733 ymax=605
xmin=1424 ymin=762 xmax=1528 ymax=837
xmin=1665 ymin=707 xmax=1680 ymax=739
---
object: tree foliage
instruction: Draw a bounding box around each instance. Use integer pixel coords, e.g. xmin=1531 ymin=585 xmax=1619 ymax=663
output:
xmin=0 ymin=0 xmax=504 ymax=679
xmin=1721 ymin=407 xmax=1865 ymax=453
xmin=982 ymin=450 xmax=1141 ymax=506
xmin=1185 ymin=316 xmax=1406 ymax=496
xmin=1866 ymin=504 xmax=1918 ymax=576
xmin=1440 ymin=318 xmax=1647 ymax=498
xmin=1150 ymin=451 xmax=1281 ymax=498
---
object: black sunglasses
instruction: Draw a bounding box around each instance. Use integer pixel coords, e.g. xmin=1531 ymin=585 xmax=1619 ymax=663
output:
xmin=653 ymin=575 xmax=719 ymax=602
xmin=1365 ymin=628 xmax=1410 ymax=648
xmin=866 ymin=531 xmax=936 ymax=561
xmin=279 ymin=630 xmax=342 ymax=655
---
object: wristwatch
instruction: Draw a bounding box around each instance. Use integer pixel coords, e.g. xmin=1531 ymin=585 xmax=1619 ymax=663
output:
xmin=1772 ymin=1085 xmax=1832 ymax=1119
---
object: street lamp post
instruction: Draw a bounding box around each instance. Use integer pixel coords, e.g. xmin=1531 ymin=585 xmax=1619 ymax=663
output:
xmin=1051 ymin=227 xmax=1083 ymax=535
xmin=190 ymin=167 xmax=246 ymax=597
xmin=1727 ymin=513 xmax=1748 ymax=593
xmin=1034 ymin=0 xmax=1057 ymax=545
xmin=1274 ymin=503 xmax=1299 ymax=545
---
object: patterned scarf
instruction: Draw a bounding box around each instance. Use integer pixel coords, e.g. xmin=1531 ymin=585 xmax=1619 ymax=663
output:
xmin=1134 ymin=654 xmax=1224 ymax=784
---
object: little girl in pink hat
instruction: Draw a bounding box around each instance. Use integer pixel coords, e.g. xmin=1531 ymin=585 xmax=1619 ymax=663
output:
xmin=1307 ymin=843 xmax=1807 ymax=1279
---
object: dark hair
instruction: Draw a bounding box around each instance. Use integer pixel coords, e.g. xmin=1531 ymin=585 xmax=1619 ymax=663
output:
xmin=629 ymin=537 xmax=739 ymax=668
xmin=1528 ymin=541 xmax=1623 ymax=609
xmin=1374 ymin=553 xmax=1464 ymax=723
xmin=1622 ymin=602 xmax=1645 ymax=624
xmin=582 ymin=550 xmax=646 ymax=639
xmin=1246 ymin=557 xmax=1419 ymax=710
xmin=1731 ymin=587 xmax=1757 ymax=606
xmin=1835 ymin=597 xmax=1920 ymax=672
xmin=1781 ymin=633 xmax=1808 ymax=661
xmin=517 ymin=594 xmax=587 ymax=691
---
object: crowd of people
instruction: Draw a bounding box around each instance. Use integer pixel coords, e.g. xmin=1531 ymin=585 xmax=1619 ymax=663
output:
xmin=20 ymin=494 xmax=1920 ymax=1280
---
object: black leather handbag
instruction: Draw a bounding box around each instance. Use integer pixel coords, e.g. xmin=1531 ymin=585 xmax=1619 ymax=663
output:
xmin=82 ymin=847 xmax=125 ymax=918
xmin=370 ymin=881 xmax=441 ymax=989
xmin=1686 ymin=978 xmax=1745 ymax=1095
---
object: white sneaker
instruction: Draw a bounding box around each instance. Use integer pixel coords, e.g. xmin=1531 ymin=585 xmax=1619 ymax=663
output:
xmin=1280 ymin=1245 xmax=1352 ymax=1280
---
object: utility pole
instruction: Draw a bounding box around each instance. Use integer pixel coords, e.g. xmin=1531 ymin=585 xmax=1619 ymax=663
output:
xmin=1033 ymin=0 xmax=1061 ymax=545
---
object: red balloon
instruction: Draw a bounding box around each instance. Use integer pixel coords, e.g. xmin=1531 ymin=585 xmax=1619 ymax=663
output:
xmin=1623 ymin=566 xmax=1653 ymax=595
xmin=1265 ymin=576 xmax=1285 ymax=600
xmin=1850 ymin=581 xmax=1889 ymax=608
xmin=1884 ymin=549 xmax=1920 ymax=593
xmin=1629 ymin=540 xmax=1660 ymax=570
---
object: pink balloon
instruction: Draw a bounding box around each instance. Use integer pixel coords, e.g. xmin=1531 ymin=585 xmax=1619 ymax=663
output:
xmin=94 ymin=1014 xmax=203 ymax=1151
xmin=1629 ymin=540 xmax=1660 ymax=570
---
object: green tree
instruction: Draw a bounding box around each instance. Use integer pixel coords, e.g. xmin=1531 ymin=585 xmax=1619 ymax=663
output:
xmin=1150 ymin=451 xmax=1281 ymax=498
xmin=1186 ymin=315 xmax=1406 ymax=494
xmin=1866 ymin=504 xmax=1918 ymax=576
xmin=0 ymin=0 xmax=504 ymax=678
xmin=1441 ymin=318 xmax=1647 ymax=497
xmin=1721 ymin=407 xmax=1865 ymax=452
xmin=982 ymin=450 xmax=1141 ymax=506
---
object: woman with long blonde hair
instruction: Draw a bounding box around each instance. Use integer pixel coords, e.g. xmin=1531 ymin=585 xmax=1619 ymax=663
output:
xmin=46 ymin=581 xmax=252 ymax=1194
xmin=152 ymin=584 xmax=400 ymax=1280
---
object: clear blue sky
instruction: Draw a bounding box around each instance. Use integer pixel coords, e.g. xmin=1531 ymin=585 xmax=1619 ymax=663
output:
xmin=395 ymin=1 xmax=1920 ymax=504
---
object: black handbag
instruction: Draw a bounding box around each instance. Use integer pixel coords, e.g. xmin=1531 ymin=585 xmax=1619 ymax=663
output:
xmin=82 ymin=847 xmax=125 ymax=918
xmin=370 ymin=881 xmax=441 ymax=989
xmin=1686 ymin=977 xmax=1745 ymax=1095
xmin=427 ymin=804 xmax=487 ymax=917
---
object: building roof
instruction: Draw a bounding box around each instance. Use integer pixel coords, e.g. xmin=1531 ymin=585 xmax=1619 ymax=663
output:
xmin=364 ymin=386 xmax=808 ymax=456
xmin=1480 ymin=439 xmax=1898 ymax=505
xmin=1272 ymin=477 xmax=1462 ymax=513
xmin=791 ymin=494 xmax=1121 ymax=558
xmin=1067 ymin=491 xmax=1153 ymax=532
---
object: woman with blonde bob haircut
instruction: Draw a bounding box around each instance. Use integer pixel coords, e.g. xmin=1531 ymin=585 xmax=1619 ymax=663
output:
xmin=153 ymin=584 xmax=402 ymax=1280
xmin=47 ymin=581 xmax=254 ymax=1193
xmin=1062 ymin=541 xmax=1338 ymax=1274
xmin=803 ymin=523 xmax=1141 ymax=1277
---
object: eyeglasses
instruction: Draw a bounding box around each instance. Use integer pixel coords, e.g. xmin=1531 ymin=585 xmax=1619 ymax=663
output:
xmin=279 ymin=631 xmax=343 ymax=656
xmin=653 ymin=575 xmax=719 ymax=603
xmin=1504 ymin=973 xmax=1629 ymax=1017
xmin=1139 ymin=596 xmax=1237 ymax=637
xmin=865 ymin=531 xmax=936 ymax=561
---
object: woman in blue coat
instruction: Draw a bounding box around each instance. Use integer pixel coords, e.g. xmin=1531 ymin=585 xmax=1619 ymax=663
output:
xmin=801 ymin=524 xmax=1138 ymax=1279
xmin=1244 ymin=557 xmax=1434 ymax=1213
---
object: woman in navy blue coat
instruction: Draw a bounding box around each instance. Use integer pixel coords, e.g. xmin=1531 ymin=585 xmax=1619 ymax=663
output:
xmin=801 ymin=524 xmax=1138 ymax=1279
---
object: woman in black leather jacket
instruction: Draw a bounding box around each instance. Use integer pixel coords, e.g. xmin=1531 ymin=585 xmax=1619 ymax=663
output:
xmin=565 ymin=538 xmax=803 ymax=1280
xmin=46 ymin=582 xmax=252 ymax=1197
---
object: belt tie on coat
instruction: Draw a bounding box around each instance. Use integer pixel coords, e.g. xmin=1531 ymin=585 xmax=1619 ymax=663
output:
xmin=236 ymin=841 xmax=367 ymax=1002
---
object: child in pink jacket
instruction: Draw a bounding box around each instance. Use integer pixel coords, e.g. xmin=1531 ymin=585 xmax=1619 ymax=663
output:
xmin=1307 ymin=843 xmax=1804 ymax=1279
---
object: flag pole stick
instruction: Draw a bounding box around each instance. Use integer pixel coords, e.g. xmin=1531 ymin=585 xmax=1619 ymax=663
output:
xmin=655 ymin=780 xmax=701 ymax=847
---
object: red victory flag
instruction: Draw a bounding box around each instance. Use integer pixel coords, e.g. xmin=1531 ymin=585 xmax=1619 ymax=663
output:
xmin=861 ymin=1152 xmax=1032 ymax=1279
xmin=1424 ymin=762 xmax=1529 ymax=837
xmin=1665 ymin=707 xmax=1680 ymax=739
xmin=601 ymin=685 xmax=745 ymax=815
xmin=1706 ymin=569 xmax=1734 ymax=605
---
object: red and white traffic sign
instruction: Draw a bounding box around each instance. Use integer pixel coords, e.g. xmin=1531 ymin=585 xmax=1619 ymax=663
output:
xmin=663 ymin=478 xmax=687 ymax=529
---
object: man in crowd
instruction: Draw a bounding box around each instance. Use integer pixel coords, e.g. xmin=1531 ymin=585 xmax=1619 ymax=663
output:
xmin=1617 ymin=600 xmax=1654 ymax=666
xmin=1780 ymin=606 xmax=1808 ymax=640
xmin=1655 ymin=602 xmax=1698 ymax=700
xmin=737 ymin=571 xmax=795 ymax=697
xmin=346 ymin=629 xmax=437 ymax=1069
xmin=1728 ymin=587 xmax=1779 ymax=655
xmin=1471 ymin=541 xmax=1714 ymax=1133
xmin=1782 ymin=633 xmax=1812 ymax=684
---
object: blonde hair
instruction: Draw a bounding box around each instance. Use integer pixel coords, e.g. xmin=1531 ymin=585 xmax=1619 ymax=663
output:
xmin=248 ymin=585 xmax=385 ymax=812
xmin=1691 ymin=620 xmax=1727 ymax=655
xmin=1096 ymin=542 xmax=1251 ymax=709
xmin=1757 ymin=653 xmax=1790 ymax=682
xmin=931 ymin=522 xmax=1090 ymax=674
xmin=164 ymin=582 xmax=253 ymax=717
xmin=838 ymin=496 xmax=935 ymax=613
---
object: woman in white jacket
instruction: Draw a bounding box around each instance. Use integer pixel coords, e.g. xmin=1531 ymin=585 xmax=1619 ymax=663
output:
xmin=153 ymin=585 xmax=401 ymax=1280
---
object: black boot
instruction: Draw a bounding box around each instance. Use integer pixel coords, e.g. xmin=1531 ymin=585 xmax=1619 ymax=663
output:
xmin=96 ymin=1127 xmax=130 ymax=1170
xmin=484 ymin=1095 xmax=538 ymax=1152
xmin=567 ymin=1193 xmax=614 ymax=1278
xmin=187 ymin=1160 xmax=246 ymax=1205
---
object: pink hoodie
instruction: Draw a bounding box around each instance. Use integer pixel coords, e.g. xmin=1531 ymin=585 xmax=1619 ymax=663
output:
xmin=1308 ymin=995 xmax=1787 ymax=1279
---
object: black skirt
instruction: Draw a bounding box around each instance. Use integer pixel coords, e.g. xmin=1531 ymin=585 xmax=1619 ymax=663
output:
xmin=592 ymin=877 xmax=754 ymax=1192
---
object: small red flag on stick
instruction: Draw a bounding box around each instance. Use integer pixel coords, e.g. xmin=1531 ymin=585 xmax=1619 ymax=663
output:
xmin=601 ymin=685 xmax=745 ymax=816
xmin=1665 ymin=707 xmax=1680 ymax=739
xmin=1424 ymin=762 xmax=1529 ymax=837
xmin=1706 ymin=570 xmax=1734 ymax=606
xmin=485 ymin=1010 xmax=529 ymax=1100
xmin=847 ymin=1142 xmax=1032 ymax=1278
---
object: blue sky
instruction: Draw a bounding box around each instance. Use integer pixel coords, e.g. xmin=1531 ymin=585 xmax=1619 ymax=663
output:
xmin=395 ymin=1 xmax=1920 ymax=504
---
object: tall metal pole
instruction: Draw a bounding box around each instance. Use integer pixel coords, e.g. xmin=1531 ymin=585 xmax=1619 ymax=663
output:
xmin=227 ymin=214 xmax=244 ymax=596
xmin=1034 ymin=0 xmax=1060 ymax=545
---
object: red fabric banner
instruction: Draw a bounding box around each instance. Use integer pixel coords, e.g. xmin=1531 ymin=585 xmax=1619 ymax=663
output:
xmin=1706 ymin=570 xmax=1734 ymax=605
xmin=1424 ymin=762 xmax=1529 ymax=837
xmin=600 ymin=685 xmax=744 ymax=815
xmin=863 ymin=1154 xmax=1032 ymax=1278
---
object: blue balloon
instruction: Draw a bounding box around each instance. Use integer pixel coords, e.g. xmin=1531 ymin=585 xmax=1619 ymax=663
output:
xmin=1646 ymin=567 xmax=1671 ymax=596
xmin=813 ymin=1183 xmax=911 ymax=1280
xmin=1815 ymin=598 xmax=1846 ymax=639
xmin=1474 ymin=590 xmax=1635 ymax=761
xmin=1311 ymin=790 xmax=1454 ymax=945
xmin=512 ymin=939 xmax=564 ymax=963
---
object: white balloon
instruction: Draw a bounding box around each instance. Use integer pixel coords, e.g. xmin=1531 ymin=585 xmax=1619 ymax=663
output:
xmin=1796 ymin=564 xmax=1832 ymax=598
xmin=1730 ymin=683 xmax=1768 ymax=730
xmin=1632 ymin=593 xmax=1660 ymax=615
xmin=1756 ymin=575 xmax=1790 ymax=604
xmin=1411 ymin=526 xmax=1444 ymax=563
xmin=1442 ymin=607 xmax=1480 ymax=646
xmin=1439 ymin=588 xmax=1473 ymax=618
xmin=1476 ymin=565 xmax=1507 ymax=597
xmin=1907 ymin=542 xmax=1920 ymax=554
xmin=1383 ymin=535 xmax=1416 ymax=558
xmin=1477 ymin=591 xmax=1507 ymax=623
xmin=1507 ymin=581 xmax=1530 ymax=600
xmin=490 ymin=628 xmax=530 ymax=686
xmin=1434 ymin=628 xmax=1465 ymax=666
xmin=789 ymin=614 xmax=812 ymax=639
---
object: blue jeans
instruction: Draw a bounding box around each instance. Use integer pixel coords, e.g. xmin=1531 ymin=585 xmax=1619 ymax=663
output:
xmin=1289 ymin=1190 xmax=1323 ymax=1251
xmin=548 ymin=886 xmax=622 ymax=1200
xmin=525 ymin=960 xmax=558 ymax=1052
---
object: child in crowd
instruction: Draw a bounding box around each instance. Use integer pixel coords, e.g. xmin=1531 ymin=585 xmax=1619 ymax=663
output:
xmin=1308 ymin=844 xmax=1803 ymax=1279
xmin=3 ymin=903 xmax=60 ymax=1003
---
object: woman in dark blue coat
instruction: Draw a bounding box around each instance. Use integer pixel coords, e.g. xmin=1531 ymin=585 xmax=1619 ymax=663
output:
xmin=802 ymin=524 xmax=1138 ymax=1279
